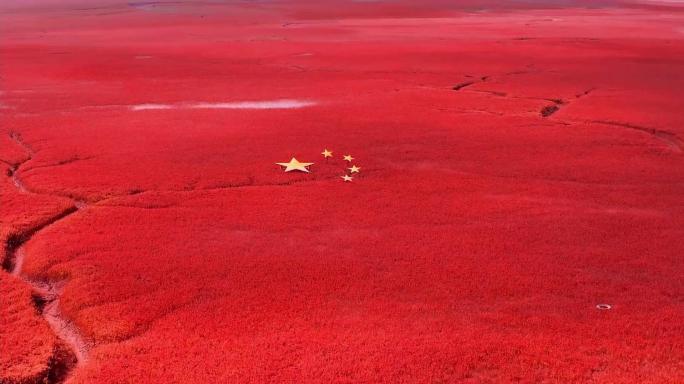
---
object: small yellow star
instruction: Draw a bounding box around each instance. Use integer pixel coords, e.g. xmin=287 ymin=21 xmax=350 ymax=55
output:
xmin=341 ymin=175 xmax=353 ymax=182
xmin=276 ymin=157 xmax=314 ymax=173
xmin=321 ymin=149 xmax=333 ymax=158
xmin=343 ymin=155 xmax=354 ymax=162
xmin=348 ymin=165 xmax=360 ymax=173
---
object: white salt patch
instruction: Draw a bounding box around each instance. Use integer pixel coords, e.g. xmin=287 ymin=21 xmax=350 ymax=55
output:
xmin=188 ymin=100 xmax=316 ymax=109
xmin=130 ymin=103 xmax=174 ymax=111
xmin=130 ymin=99 xmax=316 ymax=111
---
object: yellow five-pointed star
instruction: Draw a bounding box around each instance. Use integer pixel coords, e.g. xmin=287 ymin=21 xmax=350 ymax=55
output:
xmin=321 ymin=149 xmax=333 ymax=158
xmin=343 ymin=155 xmax=354 ymax=162
xmin=341 ymin=175 xmax=353 ymax=182
xmin=348 ymin=165 xmax=360 ymax=173
xmin=276 ymin=157 xmax=314 ymax=173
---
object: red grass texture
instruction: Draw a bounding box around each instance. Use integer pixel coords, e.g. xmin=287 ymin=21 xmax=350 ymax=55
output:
xmin=2 ymin=1 xmax=684 ymax=383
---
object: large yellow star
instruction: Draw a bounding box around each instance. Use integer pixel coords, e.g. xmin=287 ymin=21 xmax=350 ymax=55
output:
xmin=276 ymin=157 xmax=314 ymax=173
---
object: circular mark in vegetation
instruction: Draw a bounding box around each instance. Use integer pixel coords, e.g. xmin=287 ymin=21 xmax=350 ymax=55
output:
xmin=596 ymin=304 xmax=612 ymax=310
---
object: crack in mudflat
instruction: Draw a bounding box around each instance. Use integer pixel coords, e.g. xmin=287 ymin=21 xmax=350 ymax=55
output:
xmin=542 ymin=117 xmax=683 ymax=152
xmin=472 ymin=89 xmax=508 ymax=97
xmin=575 ymin=88 xmax=595 ymax=98
xmin=452 ymin=81 xmax=475 ymax=91
xmin=539 ymin=87 xmax=593 ymax=118
xmin=540 ymin=104 xmax=561 ymax=117
xmin=451 ymin=72 xmax=577 ymax=120
xmin=538 ymin=97 xmax=567 ymax=118
xmin=436 ymin=107 xmax=504 ymax=116
xmin=589 ymin=120 xmax=683 ymax=153
xmin=23 ymin=156 xmax=98 ymax=173
xmin=452 ymin=75 xmax=489 ymax=91
xmin=447 ymin=81 xmax=682 ymax=152
xmin=94 ymin=175 xmax=355 ymax=209
xmin=1 ymin=158 xmax=16 ymax=167
xmin=3 ymin=132 xmax=91 ymax=384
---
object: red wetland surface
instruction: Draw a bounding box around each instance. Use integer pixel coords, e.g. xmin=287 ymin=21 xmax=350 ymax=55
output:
xmin=1 ymin=1 xmax=683 ymax=383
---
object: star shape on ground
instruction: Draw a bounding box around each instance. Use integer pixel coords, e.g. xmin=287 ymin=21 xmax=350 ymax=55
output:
xmin=343 ymin=155 xmax=354 ymax=162
xmin=276 ymin=157 xmax=314 ymax=173
xmin=321 ymin=149 xmax=333 ymax=158
xmin=341 ymin=175 xmax=353 ymax=182
xmin=348 ymin=165 xmax=360 ymax=173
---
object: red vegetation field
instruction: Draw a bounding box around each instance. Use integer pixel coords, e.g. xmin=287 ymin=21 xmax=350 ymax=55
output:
xmin=2 ymin=1 xmax=684 ymax=383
